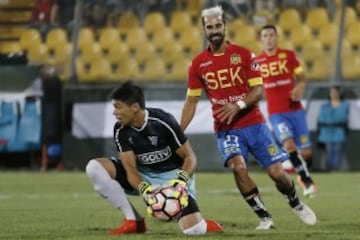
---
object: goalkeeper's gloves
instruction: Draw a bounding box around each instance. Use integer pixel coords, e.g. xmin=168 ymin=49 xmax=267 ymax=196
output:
xmin=167 ymin=170 xmax=190 ymax=187
xmin=137 ymin=181 xmax=157 ymax=206
xmin=166 ymin=170 xmax=191 ymax=208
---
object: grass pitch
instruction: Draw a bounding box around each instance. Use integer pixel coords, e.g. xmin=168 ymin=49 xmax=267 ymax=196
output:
xmin=0 ymin=171 xmax=359 ymax=240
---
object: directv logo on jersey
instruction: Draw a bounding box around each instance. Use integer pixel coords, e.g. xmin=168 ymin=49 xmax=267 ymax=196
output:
xmin=137 ymin=146 xmax=172 ymax=164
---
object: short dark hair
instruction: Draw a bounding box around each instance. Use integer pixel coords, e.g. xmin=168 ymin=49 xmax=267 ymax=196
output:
xmin=260 ymin=25 xmax=278 ymax=35
xmin=111 ymin=81 xmax=145 ymax=109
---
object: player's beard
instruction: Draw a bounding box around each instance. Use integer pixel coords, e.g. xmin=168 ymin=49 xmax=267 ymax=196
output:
xmin=208 ymin=33 xmax=225 ymax=50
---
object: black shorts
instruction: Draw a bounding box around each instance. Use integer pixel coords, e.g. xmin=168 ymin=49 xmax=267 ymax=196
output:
xmin=109 ymin=157 xmax=136 ymax=193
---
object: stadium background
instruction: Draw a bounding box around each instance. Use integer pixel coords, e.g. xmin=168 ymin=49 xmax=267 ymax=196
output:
xmin=0 ymin=0 xmax=360 ymax=171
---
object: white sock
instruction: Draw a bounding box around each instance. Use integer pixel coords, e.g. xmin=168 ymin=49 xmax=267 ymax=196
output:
xmin=182 ymin=219 xmax=207 ymax=235
xmin=86 ymin=159 xmax=136 ymax=220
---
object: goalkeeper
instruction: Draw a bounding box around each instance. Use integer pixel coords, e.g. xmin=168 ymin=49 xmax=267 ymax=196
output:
xmin=85 ymin=81 xmax=224 ymax=235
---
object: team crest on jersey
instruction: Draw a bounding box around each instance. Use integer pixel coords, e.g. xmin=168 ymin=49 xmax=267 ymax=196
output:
xmin=267 ymin=144 xmax=278 ymax=156
xmin=230 ymin=54 xmax=241 ymax=65
xmin=148 ymin=136 xmax=158 ymax=146
xmin=278 ymin=53 xmax=287 ymax=59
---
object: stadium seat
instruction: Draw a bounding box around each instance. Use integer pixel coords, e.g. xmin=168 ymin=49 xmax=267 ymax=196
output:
xmin=301 ymin=40 xmax=324 ymax=65
xmin=27 ymin=43 xmax=48 ymax=65
xmin=76 ymin=58 xmax=93 ymax=81
xmin=109 ymin=58 xmax=139 ymax=81
xmin=305 ymin=7 xmax=330 ymax=36
xmin=0 ymin=11 xmax=32 ymax=23
xmin=278 ymin=8 xmax=302 ymax=35
xmin=0 ymin=41 xmax=22 ymax=54
xmin=342 ymin=55 xmax=360 ymax=80
xmin=289 ymin=24 xmax=313 ymax=50
xmin=227 ymin=19 xmax=247 ymax=39
xmin=98 ymin=28 xmax=121 ymax=54
xmin=162 ymin=41 xmax=185 ymax=66
xmin=8 ymin=26 xmax=26 ymax=39
xmin=0 ymin=27 xmax=8 ymax=39
xmin=233 ymin=25 xmax=257 ymax=46
xmin=47 ymin=42 xmax=72 ymax=65
xmin=143 ymin=12 xmax=167 ymax=38
xmin=133 ymin=42 xmax=156 ymax=65
xmin=45 ymin=28 xmax=68 ymax=50
xmin=106 ymin=43 xmax=129 ymax=65
xmin=91 ymin=58 xmax=112 ymax=81
xmin=307 ymin=57 xmax=333 ymax=81
xmin=78 ymin=42 xmax=102 ymax=61
xmin=170 ymin=11 xmax=193 ymax=38
xmin=118 ymin=11 xmax=139 ymax=32
xmin=19 ymin=28 xmax=42 ymax=52
xmin=317 ymin=23 xmax=339 ymax=50
xmin=346 ymin=22 xmax=360 ymax=50
xmin=151 ymin=27 xmax=176 ymax=51
xmin=185 ymin=0 xmax=204 ymax=19
xmin=138 ymin=59 xmax=167 ymax=81
xmin=328 ymin=39 xmax=352 ymax=59
xmin=277 ymin=37 xmax=294 ymax=50
xmin=168 ymin=57 xmax=190 ymax=82
xmin=76 ymin=57 xmax=111 ymax=82
xmin=125 ymin=27 xmax=147 ymax=51
xmin=3 ymin=0 xmax=36 ymax=8
xmin=77 ymin=28 xmax=95 ymax=50
xmin=334 ymin=7 xmax=358 ymax=30
xmin=253 ymin=9 xmax=276 ymax=31
xmin=340 ymin=40 xmax=352 ymax=58
xmin=179 ymin=27 xmax=202 ymax=58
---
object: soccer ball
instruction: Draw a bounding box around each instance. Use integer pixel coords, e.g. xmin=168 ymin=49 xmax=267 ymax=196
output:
xmin=147 ymin=186 xmax=187 ymax=221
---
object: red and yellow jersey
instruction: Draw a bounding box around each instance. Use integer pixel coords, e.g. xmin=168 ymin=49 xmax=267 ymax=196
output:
xmin=256 ymin=48 xmax=304 ymax=115
xmin=187 ymin=42 xmax=265 ymax=132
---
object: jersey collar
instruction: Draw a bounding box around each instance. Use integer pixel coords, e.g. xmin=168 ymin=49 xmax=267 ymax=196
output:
xmin=131 ymin=109 xmax=148 ymax=132
xmin=207 ymin=40 xmax=230 ymax=56
xmin=262 ymin=47 xmax=279 ymax=57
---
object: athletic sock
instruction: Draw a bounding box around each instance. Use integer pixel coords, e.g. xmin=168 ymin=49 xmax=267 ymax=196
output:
xmin=86 ymin=160 xmax=142 ymax=220
xmin=242 ymin=187 xmax=271 ymax=219
xmin=288 ymin=150 xmax=313 ymax=186
xmin=182 ymin=219 xmax=207 ymax=235
xmin=276 ymin=180 xmax=300 ymax=208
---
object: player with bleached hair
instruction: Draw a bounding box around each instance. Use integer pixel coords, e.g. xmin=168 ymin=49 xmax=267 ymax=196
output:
xmin=180 ymin=5 xmax=317 ymax=230
xmin=86 ymin=81 xmax=223 ymax=235
xmin=256 ymin=24 xmax=317 ymax=198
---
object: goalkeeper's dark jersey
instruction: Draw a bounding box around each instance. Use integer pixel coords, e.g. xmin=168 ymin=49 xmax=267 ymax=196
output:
xmin=113 ymin=108 xmax=187 ymax=172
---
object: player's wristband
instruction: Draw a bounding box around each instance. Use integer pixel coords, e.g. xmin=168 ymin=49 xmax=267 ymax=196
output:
xmin=137 ymin=181 xmax=151 ymax=195
xmin=236 ymin=100 xmax=247 ymax=110
xmin=177 ymin=170 xmax=190 ymax=183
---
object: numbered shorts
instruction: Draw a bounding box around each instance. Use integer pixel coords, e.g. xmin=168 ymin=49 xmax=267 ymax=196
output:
xmin=269 ymin=110 xmax=312 ymax=149
xmin=216 ymin=123 xmax=289 ymax=168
